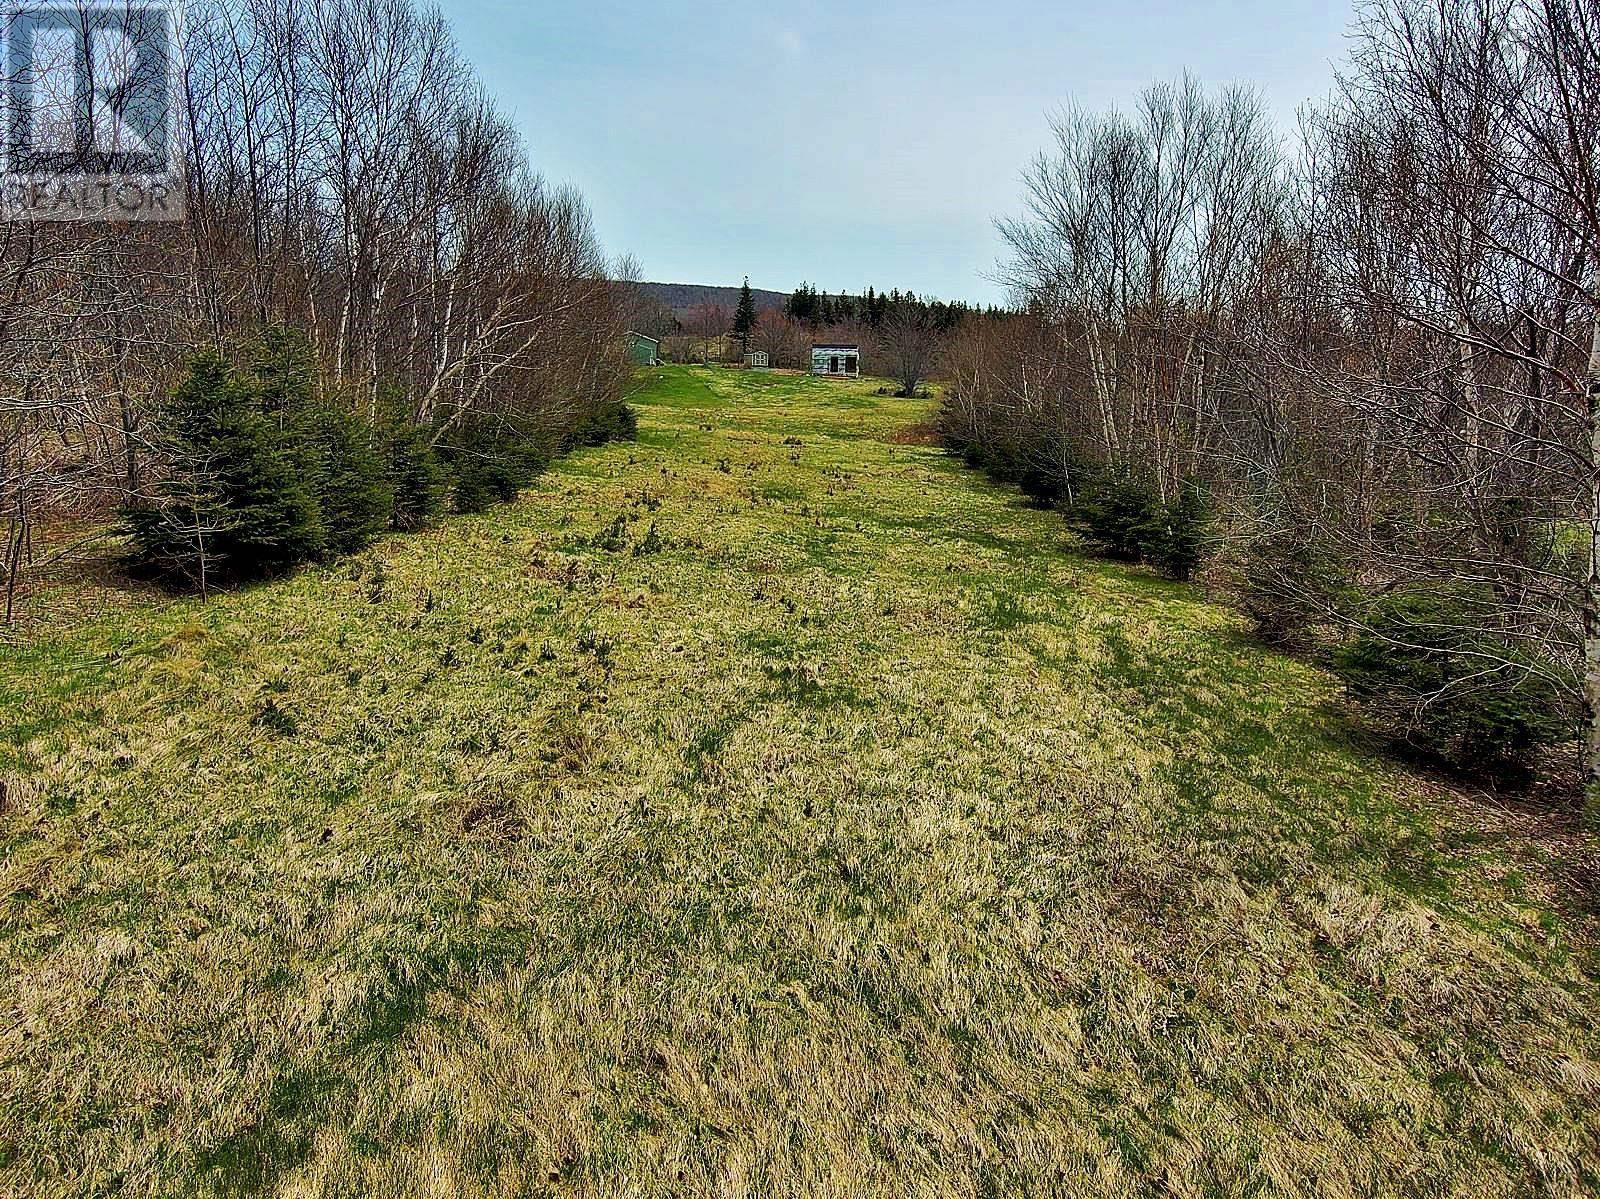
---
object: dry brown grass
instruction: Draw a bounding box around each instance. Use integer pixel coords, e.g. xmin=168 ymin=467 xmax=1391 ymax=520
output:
xmin=885 ymin=419 xmax=942 ymax=446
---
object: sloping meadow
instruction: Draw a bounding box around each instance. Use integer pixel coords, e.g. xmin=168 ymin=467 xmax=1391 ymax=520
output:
xmin=2 ymin=368 xmax=1597 ymax=1197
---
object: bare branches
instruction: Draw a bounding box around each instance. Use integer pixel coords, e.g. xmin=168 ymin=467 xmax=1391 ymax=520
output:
xmin=953 ymin=6 xmax=1600 ymax=787
xmin=0 ymin=0 xmax=631 ymax=619
xmin=997 ymin=77 xmax=1285 ymax=495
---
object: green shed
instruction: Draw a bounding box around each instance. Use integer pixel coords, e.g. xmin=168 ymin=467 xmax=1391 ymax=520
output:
xmin=625 ymin=331 xmax=660 ymax=366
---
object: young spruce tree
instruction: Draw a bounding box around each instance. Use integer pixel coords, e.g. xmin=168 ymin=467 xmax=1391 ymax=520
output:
xmin=124 ymin=354 xmax=323 ymax=588
xmin=251 ymin=327 xmax=393 ymax=555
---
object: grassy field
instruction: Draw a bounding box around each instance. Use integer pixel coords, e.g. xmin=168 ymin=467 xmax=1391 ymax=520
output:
xmin=3 ymin=366 xmax=1599 ymax=1197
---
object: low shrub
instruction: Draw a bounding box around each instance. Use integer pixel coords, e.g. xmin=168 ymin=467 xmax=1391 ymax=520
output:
xmin=301 ymin=401 xmax=394 ymax=556
xmin=251 ymin=327 xmax=394 ymax=555
xmin=438 ymin=416 xmax=551 ymax=514
xmin=1233 ymin=528 xmax=1347 ymax=649
xmin=1146 ymin=482 xmax=1210 ymax=581
xmin=948 ymin=436 xmax=1075 ymax=508
xmin=566 ymin=400 xmax=638 ymax=448
xmin=123 ymin=323 xmax=635 ymax=590
xmin=1333 ymin=586 xmax=1577 ymax=782
xmin=384 ymin=412 xmax=446 ymax=531
xmin=1074 ymin=471 xmax=1161 ymax=561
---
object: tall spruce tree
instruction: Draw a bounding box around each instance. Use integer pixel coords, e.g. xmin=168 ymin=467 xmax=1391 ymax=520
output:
xmin=734 ymin=277 xmax=757 ymax=341
xmin=786 ymin=283 xmax=818 ymax=323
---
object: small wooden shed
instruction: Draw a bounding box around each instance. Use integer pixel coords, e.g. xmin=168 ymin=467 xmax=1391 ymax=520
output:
xmin=744 ymin=349 xmax=769 ymax=369
xmin=811 ymin=344 xmax=859 ymax=377
xmin=625 ymin=331 xmax=660 ymax=366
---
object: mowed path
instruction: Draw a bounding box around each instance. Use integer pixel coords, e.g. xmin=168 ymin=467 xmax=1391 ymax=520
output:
xmin=2 ymin=367 xmax=1598 ymax=1198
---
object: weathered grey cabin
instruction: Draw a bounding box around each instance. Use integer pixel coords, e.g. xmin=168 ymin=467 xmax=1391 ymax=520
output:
xmin=811 ymin=344 xmax=859 ymax=377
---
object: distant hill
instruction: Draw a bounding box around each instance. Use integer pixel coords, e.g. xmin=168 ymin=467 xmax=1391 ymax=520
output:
xmin=636 ymin=282 xmax=788 ymax=321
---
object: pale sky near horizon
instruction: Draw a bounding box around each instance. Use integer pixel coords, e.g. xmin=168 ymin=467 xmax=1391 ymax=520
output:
xmin=445 ymin=1 xmax=1356 ymax=305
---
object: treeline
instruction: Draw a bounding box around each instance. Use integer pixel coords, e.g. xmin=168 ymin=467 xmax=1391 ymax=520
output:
xmin=784 ymin=284 xmax=986 ymax=332
xmin=660 ymin=281 xmax=997 ymax=398
xmin=124 ymin=330 xmax=633 ymax=596
xmin=941 ymin=0 xmax=1600 ymax=801
xmin=0 ymin=0 xmax=634 ymax=614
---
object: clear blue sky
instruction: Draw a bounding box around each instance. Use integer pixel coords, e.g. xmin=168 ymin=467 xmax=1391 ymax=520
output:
xmin=444 ymin=1 xmax=1354 ymax=305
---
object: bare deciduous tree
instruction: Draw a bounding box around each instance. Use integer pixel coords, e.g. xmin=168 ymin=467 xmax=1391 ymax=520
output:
xmin=0 ymin=0 xmax=633 ymax=619
xmin=948 ymin=14 xmax=1600 ymax=799
xmin=879 ymin=303 xmax=941 ymax=397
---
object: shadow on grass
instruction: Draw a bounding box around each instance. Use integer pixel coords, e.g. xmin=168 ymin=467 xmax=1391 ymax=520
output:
xmin=195 ymin=934 xmax=528 ymax=1195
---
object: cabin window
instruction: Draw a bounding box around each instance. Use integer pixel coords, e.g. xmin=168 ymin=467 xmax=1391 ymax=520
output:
xmin=845 ymin=355 xmax=857 ymax=374
xmin=830 ymin=356 xmax=840 ymax=373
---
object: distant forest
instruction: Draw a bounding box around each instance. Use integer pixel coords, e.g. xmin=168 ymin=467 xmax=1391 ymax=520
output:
xmin=629 ymin=281 xmax=1005 ymax=335
xmin=632 ymin=282 xmax=787 ymax=324
xmin=781 ymin=284 xmax=998 ymax=331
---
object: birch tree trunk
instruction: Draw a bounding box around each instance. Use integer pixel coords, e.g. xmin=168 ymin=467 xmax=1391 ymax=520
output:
xmin=1585 ymin=310 xmax=1600 ymax=824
